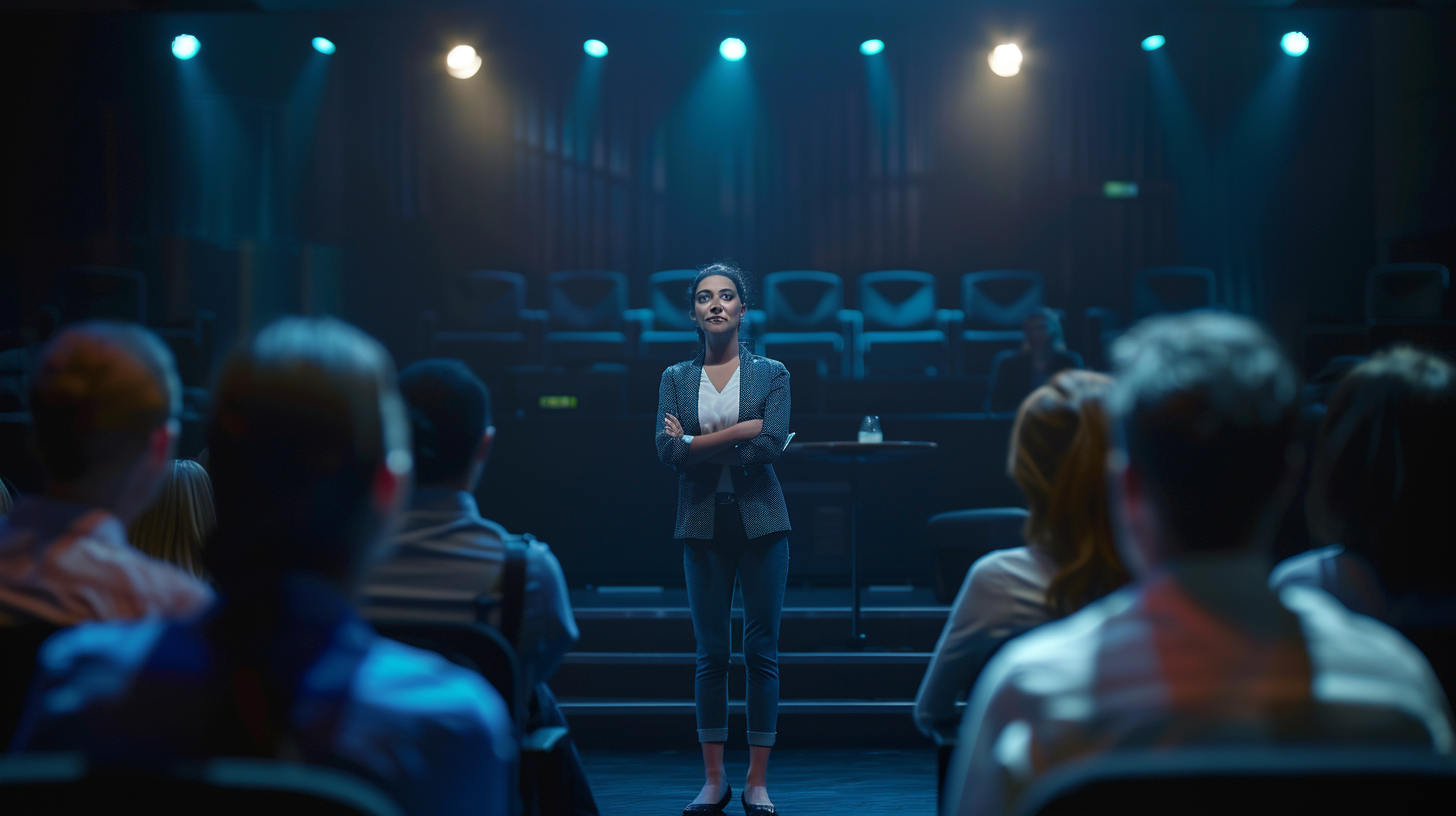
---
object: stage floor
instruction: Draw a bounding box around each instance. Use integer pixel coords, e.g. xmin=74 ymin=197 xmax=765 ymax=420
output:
xmin=581 ymin=748 xmax=938 ymax=815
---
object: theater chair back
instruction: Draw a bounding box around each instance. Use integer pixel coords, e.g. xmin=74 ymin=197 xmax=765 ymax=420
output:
xmin=1015 ymin=747 xmax=1456 ymax=816
xmin=0 ymin=752 xmax=402 ymax=816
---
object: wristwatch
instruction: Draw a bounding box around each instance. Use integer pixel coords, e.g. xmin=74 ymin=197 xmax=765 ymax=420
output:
xmin=681 ymin=434 xmax=694 ymax=446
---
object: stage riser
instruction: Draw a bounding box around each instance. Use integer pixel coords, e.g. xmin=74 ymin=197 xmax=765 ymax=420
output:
xmin=565 ymin=711 xmax=932 ymax=751
xmin=552 ymin=661 xmax=929 ymax=701
xmin=575 ymin=615 xmax=949 ymax=653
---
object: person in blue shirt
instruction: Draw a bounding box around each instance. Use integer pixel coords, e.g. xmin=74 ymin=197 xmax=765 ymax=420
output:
xmin=12 ymin=317 xmax=517 ymax=816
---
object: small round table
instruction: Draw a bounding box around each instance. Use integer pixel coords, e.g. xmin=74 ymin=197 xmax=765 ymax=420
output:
xmin=784 ymin=440 xmax=938 ymax=647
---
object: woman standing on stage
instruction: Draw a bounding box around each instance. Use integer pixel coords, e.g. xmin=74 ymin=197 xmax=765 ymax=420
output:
xmin=656 ymin=263 xmax=791 ymax=816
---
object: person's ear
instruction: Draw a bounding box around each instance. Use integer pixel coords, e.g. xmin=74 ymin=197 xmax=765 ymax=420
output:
xmin=371 ymin=450 xmax=411 ymax=516
xmin=150 ymin=419 xmax=180 ymax=466
xmin=474 ymin=427 xmax=495 ymax=466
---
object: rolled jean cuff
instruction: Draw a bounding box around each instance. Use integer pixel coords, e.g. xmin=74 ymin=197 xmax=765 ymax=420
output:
xmin=747 ymin=730 xmax=776 ymax=747
xmin=698 ymin=728 xmax=729 ymax=744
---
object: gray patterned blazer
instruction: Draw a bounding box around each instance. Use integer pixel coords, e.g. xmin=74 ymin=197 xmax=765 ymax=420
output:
xmin=655 ymin=345 xmax=792 ymax=540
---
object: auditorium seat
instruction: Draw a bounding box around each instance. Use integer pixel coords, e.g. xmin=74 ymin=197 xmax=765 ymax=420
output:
xmin=1364 ymin=263 xmax=1455 ymax=357
xmin=0 ymin=752 xmax=403 ymax=816
xmin=855 ymin=270 xmax=954 ymax=378
xmin=421 ymin=270 xmax=547 ymax=374
xmin=756 ymin=271 xmax=860 ymax=378
xmin=958 ymin=270 xmax=1045 ymax=377
xmin=1082 ymin=306 xmax=1121 ymax=372
xmin=0 ymin=620 xmax=60 ymax=748
xmin=372 ymin=618 xmax=568 ymax=816
xmin=1366 ymin=263 xmax=1449 ymax=322
xmin=57 ymin=267 xmax=147 ymax=325
xmin=630 ymin=269 xmax=700 ymax=361
xmin=546 ymin=271 xmax=631 ymax=367
xmin=1013 ymin=747 xmax=1456 ymax=816
xmin=1132 ymin=266 xmax=1217 ymax=319
xmin=925 ymin=508 xmax=1030 ymax=604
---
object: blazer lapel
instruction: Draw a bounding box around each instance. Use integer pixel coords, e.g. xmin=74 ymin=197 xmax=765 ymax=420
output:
xmin=737 ymin=345 xmax=754 ymax=423
xmin=683 ymin=353 xmax=704 ymax=435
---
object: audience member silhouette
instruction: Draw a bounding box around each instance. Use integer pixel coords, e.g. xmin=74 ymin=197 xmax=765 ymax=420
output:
xmin=362 ymin=358 xmax=596 ymax=816
xmin=0 ymin=321 xmax=210 ymax=626
xmin=943 ymin=312 xmax=1454 ymax=816
xmin=127 ymin=459 xmax=215 ymax=580
xmin=14 ymin=318 xmax=517 ymax=816
xmin=1270 ymin=346 xmax=1456 ymax=622
xmin=916 ymin=370 xmax=1127 ymax=739
xmin=986 ymin=308 xmax=1084 ymax=413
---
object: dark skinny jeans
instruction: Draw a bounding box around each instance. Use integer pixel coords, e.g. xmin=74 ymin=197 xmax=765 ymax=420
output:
xmin=683 ymin=499 xmax=789 ymax=747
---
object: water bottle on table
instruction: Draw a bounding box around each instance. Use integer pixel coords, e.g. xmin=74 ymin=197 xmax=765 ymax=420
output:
xmin=858 ymin=415 xmax=883 ymax=444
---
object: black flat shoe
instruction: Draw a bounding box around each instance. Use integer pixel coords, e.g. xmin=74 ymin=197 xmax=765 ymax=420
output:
xmin=683 ymin=783 xmax=732 ymax=816
xmin=741 ymin=790 xmax=777 ymax=816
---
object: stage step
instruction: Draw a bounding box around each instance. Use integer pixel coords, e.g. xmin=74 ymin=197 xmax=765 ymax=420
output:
xmin=559 ymin=698 xmax=941 ymax=750
xmin=573 ymin=606 xmax=951 ymax=653
xmin=552 ymin=651 xmax=931 ymax=701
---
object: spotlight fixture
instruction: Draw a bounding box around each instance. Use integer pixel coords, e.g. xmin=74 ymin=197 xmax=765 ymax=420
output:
xmin=988 ymin=43 xmax=1022 ymax=77
xmin=1280 ymin=31 xmax=1309 ymax=56
xmin=1141 ymin=34 xmax=1166 ymax=52
xmin=719 ymin=37 xmax=746 ymax=62
xmin=171 ymin=34 xmax=200 ymax=61
xmin=584 ymin=39 xmax=608 ymax=58
xmin=860 ymin=39 xmax=885 ymax=56
xmin=312 ymin=37 xmax=336 ymax=55
xmin=446 ymin=45 xmax=482 ymax=79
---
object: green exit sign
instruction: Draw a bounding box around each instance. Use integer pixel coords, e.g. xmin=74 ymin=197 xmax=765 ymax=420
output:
xmin=539 ymin=395 xmax=578 ymax=409
xmin=1103 ymin=181 xmax=1139 ymax=199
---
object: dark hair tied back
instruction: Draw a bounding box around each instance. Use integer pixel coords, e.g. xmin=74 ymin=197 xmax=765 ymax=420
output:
xmin=687 ymin=261 xmax=753 ymax=354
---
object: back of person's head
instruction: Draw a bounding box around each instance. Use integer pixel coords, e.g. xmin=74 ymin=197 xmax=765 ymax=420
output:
xmin=1023 ymin=307 xmax=1066 ymax=352
xmin=398 ymin=359 xmax=492 ymax=487
xmin=127 ymin=459 xmax=215 ymax=579
xmin=1109 ymin=311 xmax=1301 ymax=558
xmin=1306 ymin=347 xmax=1456 ymax=596
xmin=1009 ymin=370 xmax=1112 ymax=547
xmin=203 ymin=317 xmax=410 ymax=592
xmin=29 ymin=322 xmax=181 ymax=509
xmin=1042 ymin=372 xmax=1129 ymax=616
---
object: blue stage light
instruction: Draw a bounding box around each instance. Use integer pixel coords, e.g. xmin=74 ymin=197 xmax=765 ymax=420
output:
xmin=171 ymin=34 xmax=200 ymax=61
xmin=312 ymin=37 xmax=335 ymax=55
xmin=584 ymin=39 xmax=608 ymax=58
xmin=860 ymin=39 xmax=884 ymax=56
xmin=719 ymin=37 xmax=746 ymax=62
xmin=1281 ymin=31 xmax=1309 ymax=56
xmin=1141 ymin=35 xmax=1166 ymax=52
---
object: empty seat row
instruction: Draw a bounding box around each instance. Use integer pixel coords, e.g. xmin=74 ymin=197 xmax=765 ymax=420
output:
xmin=420 ymin=266 xmax=1235 ymax=380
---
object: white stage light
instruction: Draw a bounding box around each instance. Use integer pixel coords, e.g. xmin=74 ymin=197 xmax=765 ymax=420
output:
xmin=172 ymin=34 xmax=200 ymax=61
xmin=446 ymin=45 xmax=482 ymax=79
xmin=1281 ymin=31 xmax=1309 ymax=57
xmin=988 ymin=44 xmax=1022 ymax=77
xmin=584 ymin=39 xmax=608 ymax=58
xmin=719 ymin=38 xmax=746 ymax=62
xmin=312 ymin=37 xmax=336 ymax=55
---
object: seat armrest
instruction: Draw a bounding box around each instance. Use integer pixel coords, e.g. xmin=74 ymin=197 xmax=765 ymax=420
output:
xmin=418 ymin=310 xmax=440 ymax=358
xmin=837 ymin=309 xmax=863 ymax=378
xmin=623 ymin=309 xmax=652 ymax=354
xmin=522 ymin=310 xmax=550 ymax=365
xmin=747 ymin=309 xmax=768 ymax=337
xmin=624 ymin=308 xmax=655 ymax=333
xmin=937 ymin=309 xmax=965 ymax=375
xmin=521 ymin=725 xmax=570 ymax=753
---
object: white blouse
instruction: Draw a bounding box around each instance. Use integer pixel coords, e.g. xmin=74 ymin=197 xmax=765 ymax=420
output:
xmin=698 ymin=365 xmax=741 ymax=493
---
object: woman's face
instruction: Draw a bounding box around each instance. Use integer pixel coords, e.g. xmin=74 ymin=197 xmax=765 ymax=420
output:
xmin=692 ymin=274 xmax=744 ymax=337
xmin=1024 ymin=315 xmax=1051 ymax=353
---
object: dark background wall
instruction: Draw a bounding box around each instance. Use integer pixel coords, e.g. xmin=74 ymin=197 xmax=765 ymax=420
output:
xmin=4 ymin=7 xmax=1452 ymax=353
xmin=1 ymin=4 xmax=1452 ymax=586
